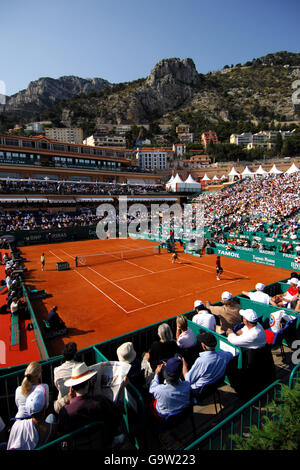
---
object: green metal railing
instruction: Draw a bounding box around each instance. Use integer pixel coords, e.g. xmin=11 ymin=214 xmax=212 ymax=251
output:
xmin=184 ymin=380 xmax=283 ymax=450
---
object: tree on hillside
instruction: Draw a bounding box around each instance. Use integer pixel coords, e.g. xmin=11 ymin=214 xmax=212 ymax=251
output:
xmin=232 ymin=384 xmax=300 ymax=450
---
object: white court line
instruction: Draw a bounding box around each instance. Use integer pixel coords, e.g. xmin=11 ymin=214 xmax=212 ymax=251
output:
xmin=59 ymin=249 xmax=146 ymax=305
xmin=126 ymin=278 xmax=240 ymax=314
xmin=179 ymin=254 xmax=249 ymax=279
xmin=48 ymin=250 xmax=129 ymax=312
xmin=114 ymin=265 xmax=185 ymax=282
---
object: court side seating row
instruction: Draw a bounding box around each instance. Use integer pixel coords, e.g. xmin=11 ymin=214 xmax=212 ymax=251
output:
xmin=10 ymin=313 xmax=19 ymax=350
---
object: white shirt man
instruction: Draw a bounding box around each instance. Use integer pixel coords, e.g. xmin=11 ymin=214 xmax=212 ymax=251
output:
xmin=226 ymin=309 xmax=266 ymax=349
xmin=192 ymin=300 xmax=216 ymax=331
xmin=242 ymin=283 xmax=271 ymax=305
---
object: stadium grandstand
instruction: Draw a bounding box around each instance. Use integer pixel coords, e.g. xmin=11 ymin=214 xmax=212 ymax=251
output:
xmin=0 ymin=163 xmax=299 ymax=452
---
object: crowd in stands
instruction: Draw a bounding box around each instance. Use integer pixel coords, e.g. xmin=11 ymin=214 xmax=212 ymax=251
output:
xmin=1 ymin=268 xmax=299 ymax=450
xmin=196 ymin=173 xmax=300 ymax=240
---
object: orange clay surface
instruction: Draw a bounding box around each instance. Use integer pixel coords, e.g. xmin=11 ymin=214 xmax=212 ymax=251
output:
xmin=16 ymin=237 xmax=292 ymax=359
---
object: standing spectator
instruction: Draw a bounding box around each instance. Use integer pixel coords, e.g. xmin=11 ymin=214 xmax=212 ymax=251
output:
xmin=206 ymin=291 xmax=241 ymax=335
xmin=192 ymin=300 xmax=216 ymax=331
xmin=53 ymin=342 xmax=80 ymax=413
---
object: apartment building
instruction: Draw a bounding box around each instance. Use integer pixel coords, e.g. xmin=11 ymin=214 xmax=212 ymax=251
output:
xmin=83 ymin=134 xmax=126 ymax=147
xmin=201 ymin=130 xmax=219 ymax=148
xmin=178 ymin=133 xmax=194 ymax=144
xmin=136 ymin=147 xmax=172 ymax=170
xmin=45 ymin=127 xmax=83 ymax=144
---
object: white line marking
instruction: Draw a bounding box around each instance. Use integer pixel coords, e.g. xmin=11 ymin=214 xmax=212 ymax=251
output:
xmin=48 ymin=249 xmax=129 ymax=312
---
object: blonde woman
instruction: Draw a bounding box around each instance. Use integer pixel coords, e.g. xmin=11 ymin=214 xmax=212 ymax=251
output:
xmin=15 ymin=362 xmax=49 ymax=418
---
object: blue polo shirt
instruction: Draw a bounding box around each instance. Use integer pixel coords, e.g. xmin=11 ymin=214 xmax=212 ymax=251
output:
xmin=149 ymin=375 xmax=191 ymax=417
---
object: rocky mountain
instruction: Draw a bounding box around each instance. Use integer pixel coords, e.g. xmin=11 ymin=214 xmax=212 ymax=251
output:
xmin=1 ymin=52 xmax=300 ymax=135
xmin=2 ymin=75 xmax=111 ymax=116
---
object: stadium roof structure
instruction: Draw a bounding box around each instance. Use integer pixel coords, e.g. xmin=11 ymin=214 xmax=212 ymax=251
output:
xmin=269 ymin=164 xmax=282 ymax=175
xmin=285 ymin=163 xmax=299 ymax=174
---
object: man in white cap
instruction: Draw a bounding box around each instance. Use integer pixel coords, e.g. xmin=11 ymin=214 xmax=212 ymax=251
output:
xmin=57 ymin=362 xmax=122 ymax=446
xmin=226 ymin=309 xmax=266 ymax=349
xmin=242 ymin=283 xmax=272 ymax=305
xmin=192 ymin=300 xmax=216 ymax=331
xmin=206 ymin=291 xmax=241 ymax=335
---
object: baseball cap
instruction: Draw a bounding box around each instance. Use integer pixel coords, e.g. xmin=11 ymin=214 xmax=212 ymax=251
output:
xmin=165 ymin=358 xmax=182 ymax=376
xmin=288 ymin=277 xmax=299 ymax=286
xmin=222 ymin=291 xmax=232 ymax=301
xmin=255 ymin=283 xmax=265 ymax=291
xmin=240 ymin=309 xmax=258 ymax=323
xmin=194 ymin=300 xmax=203 ymax=308
xmin=198 ymin=332 xmax=217 ymax=348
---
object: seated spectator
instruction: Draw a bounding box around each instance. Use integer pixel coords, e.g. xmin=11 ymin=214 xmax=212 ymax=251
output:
xmin=7 ymin=384 xmax=56 ymax=450
xmin=271 ymin=277 xmax=299 ymax=309
xmin=176 ymin=315 xmax=196 ymax=349
xmin=226 ymin=309 xmax=266 ymax=349
xmin=116 ymin=342 xmax=144 ymax=389
xmin=48 ymin=306 xmax=67 ymax=333
xmin=206 ymin=291 xmax=241 ymax=335
xmin=192 ymin=300 xmax=216 ymax=331
xmin=57 ymin=362 xmax=123 ymax=446
xmin=148 ymin=358 xmax=191 ymax=419
xmin=15 ymin=362 xmax=49 ymax=419
xmin=142 ymin=323 xmax=178 ymax=386
xmin=146 ymin=323 xmax=178 ymax=373
xmin=53 ymin=342 xmax=80 ymax=414
xmin=264 ymin=309 xmax=297 ymax=344
xmin=182 ymin=332 xmax=233 ymax=392
xmin=242 ymin=283 xmax=272 ymax=305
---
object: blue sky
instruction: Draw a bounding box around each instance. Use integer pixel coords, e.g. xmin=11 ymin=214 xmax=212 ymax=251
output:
xmin=1 ymin=0 xmax=300 ymax=96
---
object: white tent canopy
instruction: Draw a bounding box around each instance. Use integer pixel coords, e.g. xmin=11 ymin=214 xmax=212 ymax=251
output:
xmin=228 ymin=167 xmax=240 ymax=176
xmin=184 ymin=174 xmax=197 ymax=184
xmin=241 ymin=166 xmax=255 ymax=178
xmin=255 ymin=165 xmax=268 ymax=176
xmin=201 ymin=173 xmax=211 ymax=181
xmin=212 ymin=175 xmax=220 ymax=181
xmin=269 ymin=164 xmax=282 ymax=175
xmin=285 ymin=163 xmax=300 ymax=174
xmin=172 ymin=173 xmax=184 ymax=184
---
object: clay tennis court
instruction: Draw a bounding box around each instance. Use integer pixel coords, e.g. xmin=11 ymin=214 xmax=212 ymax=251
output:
xmin=21 ymin=237 xmax=292 ymax=357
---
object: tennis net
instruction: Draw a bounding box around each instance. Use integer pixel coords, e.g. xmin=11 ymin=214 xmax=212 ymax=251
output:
xmin=75 ymin=245 xmax=160 ymax=267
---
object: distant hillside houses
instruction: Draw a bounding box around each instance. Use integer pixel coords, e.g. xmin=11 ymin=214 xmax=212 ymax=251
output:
xmin=230 ymin=129 xmax=296 ymax=149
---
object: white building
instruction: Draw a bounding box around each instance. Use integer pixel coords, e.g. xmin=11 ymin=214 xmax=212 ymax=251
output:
xmin=136 ymin=147 xmax=171 ymax=170
xmin=230 ymin=133 xmax=253 ymax=147
xmin=83 ymin=134 xmax=126 ymax=147
xmin=45 ymin=127 xmax=83 ymax=144
xmin=172 ymin=143 xmax=186 ymax=157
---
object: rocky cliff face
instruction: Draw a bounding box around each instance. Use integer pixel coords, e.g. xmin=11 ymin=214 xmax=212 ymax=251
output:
xmin=1 ymin=53 xmax=300 ymax=129
xmin=3 ymin=75 xmax=111 ymax=115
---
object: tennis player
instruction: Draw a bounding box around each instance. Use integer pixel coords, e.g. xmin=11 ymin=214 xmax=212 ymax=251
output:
xmin=41 ymin=253 xmax=45 ymax=271
xmin=172 ymin=251 xmax=182 ymax=264
xmin=216 ymin=255 xmax=223 ymax=280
